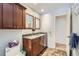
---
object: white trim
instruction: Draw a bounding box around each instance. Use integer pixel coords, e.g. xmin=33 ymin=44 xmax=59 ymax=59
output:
xmin=54 ymin=9 xmax=70 ymax=56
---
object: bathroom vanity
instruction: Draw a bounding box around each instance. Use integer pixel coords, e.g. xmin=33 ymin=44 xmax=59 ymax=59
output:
xmin=22 ymin=33 xmax=47 ymax=56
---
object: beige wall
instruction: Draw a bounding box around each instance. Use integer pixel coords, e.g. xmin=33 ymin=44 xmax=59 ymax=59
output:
xmin=41 ymin=14 xmax=54 ymax=48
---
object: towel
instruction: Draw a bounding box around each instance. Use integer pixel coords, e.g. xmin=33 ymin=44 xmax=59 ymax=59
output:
xmin=70 ymin=33 xmax=79 ymax=49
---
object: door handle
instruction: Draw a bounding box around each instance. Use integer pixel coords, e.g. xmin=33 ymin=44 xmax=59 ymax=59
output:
xmin=68 ymin=36 xmax=71 ymax=38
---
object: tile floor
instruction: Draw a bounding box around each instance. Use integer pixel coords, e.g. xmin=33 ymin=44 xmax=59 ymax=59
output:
xmin=42 ymin=48 xmax=67 ymax=56
xmin=56 ymin=43 xmax=66 ymax=51
xmin=42 ymin=43 xmax=67 ymax=56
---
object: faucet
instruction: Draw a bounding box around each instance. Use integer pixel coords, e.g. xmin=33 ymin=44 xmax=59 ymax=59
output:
xmin=32 ymin=28 xmax=35 ymax=35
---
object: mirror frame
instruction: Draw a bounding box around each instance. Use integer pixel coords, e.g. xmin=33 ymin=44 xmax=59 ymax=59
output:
xmin=35 ymin=17 xmax=40 ymax=29
xmin=25 ymin=13 xmax=34 ymax=29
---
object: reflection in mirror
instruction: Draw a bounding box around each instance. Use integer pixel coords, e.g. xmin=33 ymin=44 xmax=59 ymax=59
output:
xmin=25 ymin=13 xmax=34 ymax=29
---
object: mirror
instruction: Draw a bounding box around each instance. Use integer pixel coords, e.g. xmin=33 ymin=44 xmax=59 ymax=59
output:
xmin=25 ymin=13 xmax=34 ymax=29
xmin=35 ymin=17 xmax=40 ymax=29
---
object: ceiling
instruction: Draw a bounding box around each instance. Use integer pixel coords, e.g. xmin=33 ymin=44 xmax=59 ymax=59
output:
xmin=22 ymin=3 xmax=72 ymax=14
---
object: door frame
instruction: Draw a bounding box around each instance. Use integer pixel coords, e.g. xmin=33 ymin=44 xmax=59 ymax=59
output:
xmin=54 ymin=9 xmax=71 ymax=56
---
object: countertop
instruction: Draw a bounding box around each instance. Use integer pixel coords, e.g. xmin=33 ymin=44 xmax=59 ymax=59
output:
xmin=23 ymin=33 xmax=45 ymax=39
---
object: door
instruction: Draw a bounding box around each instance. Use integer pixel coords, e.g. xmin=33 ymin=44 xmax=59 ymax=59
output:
xmin=3 ymin=3 xmax=13 ymax=29
xmin=55 ymin=15 xmax=66 ymax=45
xmin=32 ymin=38 xmax=40 ymax=55
xmin=40 ymin=36 xmax=44 ymax=51
xmin=0 ymin=4 xmax=2 ymax=28
xmin=55 ymin=10 xmax=70 ymax=56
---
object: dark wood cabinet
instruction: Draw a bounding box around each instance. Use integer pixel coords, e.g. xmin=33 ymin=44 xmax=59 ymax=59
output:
xmin=0 ymin=3 xmax=26 ymax=29
xmin=3 ymin=3 xmax=14 ymax=29
xmin=0 ymin=4 xmax=2 ymax=28
xmin=39 ymin=36 xmax=45 ymax=51
xmin=13 ymin=4 xmax=26 ymax=29
xmin=23 ymin=34 xmax=47 ymax=56
xmin=32 ymin=37 xmax=40 ymax=55
xmin=14 ymin=4 xmax=25 ymax=29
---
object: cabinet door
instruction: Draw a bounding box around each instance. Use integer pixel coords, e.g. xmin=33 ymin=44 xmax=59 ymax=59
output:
xmin=44 ymin=34 xmax=47 ymax=46
xmin=40 ymin=36 xmax=44 ymax=51
xmin=14 ymin=4 xmax=23 ymax=29
xmin=0 ymin=4 xmax=2 ymax=28
xmin=3 ymin=3 xmax=13 ymax=29
xmin=23 ymin=39 xmax=32 ymax=55
xmin=32 ymin=38 xmax=40 ymax=55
